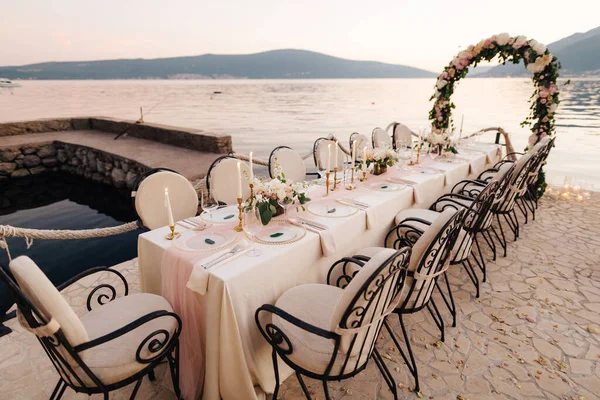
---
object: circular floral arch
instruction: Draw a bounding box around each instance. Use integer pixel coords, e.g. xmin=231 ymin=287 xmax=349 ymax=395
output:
xmin=429 ymin=33 xmax=561 ymax=149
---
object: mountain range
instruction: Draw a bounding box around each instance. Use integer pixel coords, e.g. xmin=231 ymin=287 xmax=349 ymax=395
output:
xmin=1 ymin=25 xmax=598 ymax=80
xmin=484 ymin=26 xmax=600 ymax=76
xmin=0 ymin=49 xmax=435 ymax=80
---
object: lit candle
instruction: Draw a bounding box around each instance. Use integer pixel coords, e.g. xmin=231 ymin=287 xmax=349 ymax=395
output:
xmin=334 ymin=141 xmax=339 ymax=170
xmin=561 ymin=192 xmax=570 ymax=199
xmin=236 ymin=161 xmax=242 ymax=198
xmin=418 ymin=127 xmax=422 ymax=148
xmin=572 ymin=184 xmax=580 ymax=194
xmin=576 ymin=194 xmax=583 ymax=202
xmin=249 ymin=152 xmax=254 ymax=181
xmin=351 ymin=140 xmax=356 ymax=167
xmin=362 ymin=146 xmax=367 ymax=170
xmin=164 ymin=188 xmax=175 ymax=227
xmin=327 ymin=143 xmax=331 ymax=172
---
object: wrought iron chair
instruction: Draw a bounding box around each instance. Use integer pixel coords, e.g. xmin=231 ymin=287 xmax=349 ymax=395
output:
xmin=131 ymin=168 xmax=198 ymax=230
xmin=312 ymin=137 xmax=345 ymax=172
xmin=372 ymin=127 xmax=392 ymax=148
xmin=385 ymin=122 xmax=414 ymax=148
xmin=355 ymin=209 xmax=464 ymax=393
xmin=255 ymin=247 xmax=410 ymax=400
xmin=268 ymin=146 xmax=319 ymax=182
xmin=206 ymin=154 xmax=252 ymax=204
xmin=0 ymin=256 xmax=182 ymax=400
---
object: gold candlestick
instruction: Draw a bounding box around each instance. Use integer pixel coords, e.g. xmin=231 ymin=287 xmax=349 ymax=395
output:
xmin=325 ymin=171 xmax=331 ymax=196
xmin=234 ymin=197 xmax=243 ymax=232
xmin=165 ymin=225 xmax=180 ymax=240
xmin=359 ymin=170 xmax=367 ymax=182
xmin=351 ymin=166 xmax=355 ymax=184
xmin=249 ymin=183 xmax=254 ymax=200
xmin=346 ymin=167 xmax=355 ymax=190
xmin=333 ymin=167 xmax=338 ymax=191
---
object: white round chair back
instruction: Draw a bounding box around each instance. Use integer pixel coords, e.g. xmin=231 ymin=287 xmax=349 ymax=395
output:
xmin=350 ymin=133 xmax=371 ymax=153
xmin=269 ymin=147 xmax=306 ymax=183
xmin=208 ymin=157 xmax=251 ymax=205
xmin=135 ymin=171 xmax=198 ymax=230
xmin=315 ymin=139 xmax=345 ymax=171
xmin=393 ymin=124 xmax=414 ymax=146
xmin=372 ymin=127 xmax=392 ymax=148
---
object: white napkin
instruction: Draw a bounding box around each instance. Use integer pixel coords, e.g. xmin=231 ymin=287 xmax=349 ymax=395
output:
xmin=336 ymin=199 xmax=378 ymax=230
xmin=388 ymin=178 xmax=424 ymax=204
xmin=186 ymin=241 xmax=251 ymax=295
xmin=451 ymin=156 xmax=476 ymax=174
xmin=289 ymin=218 xmax=336 ymax=256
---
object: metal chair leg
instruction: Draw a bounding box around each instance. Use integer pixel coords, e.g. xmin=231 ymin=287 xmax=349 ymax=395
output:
xmin=322 ymin=380 xmax=332 ymax=400
xmin=167 ymin=341 xmax=182 ymax=399
xmin=50 ymin=380 xmax=67 ymax=400
xmin=473 ymin=235 xmax=487 ymax=282
xmin=129 ymin=378 xmax=143 ymax=400
xmin=296 ymin=372 xmax=313 ymax=400
xmin=495 ymin=215 xmax=508 ymax=257
xmin=384 ymin=316 xmax=420 ymax=393
xmin=435 ymin=273 xmax=456 ymax=327
xmin=427 ymin=299 xmax=445 ymax=342
xmin=271 ymin=349 xmax=281 ymax=400
xmin=372 ymin=348 xmax=398 ymax=400
xmin=462 ymin=258 xmax=480 ymax=298
xmin=148 ymin=368 xmax=156 ymax=382
xmin=482 ymin=230 xmax=497 ymax=261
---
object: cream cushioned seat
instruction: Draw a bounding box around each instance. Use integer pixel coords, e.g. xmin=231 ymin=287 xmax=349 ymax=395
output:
xmin=273 ymin=284 xmax=348 ymax=375
xmin=76 ymin=293 xmax=178 ymax=386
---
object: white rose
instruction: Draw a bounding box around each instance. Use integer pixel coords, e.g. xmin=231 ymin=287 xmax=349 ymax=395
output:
xmin=436 ymin=79 xmax=447 ymax=90
xmin=526 ymin=61 xmax=544 ymax=74
xmin=513 ymin=35 xmax=528 ymax=49
xmin=496 ymin=33 xmax=511 ymax=46
xmin=548 ymin=103 xmax=558 ymax=113
xmin=528 ymin=39 xmax=547 ymax=55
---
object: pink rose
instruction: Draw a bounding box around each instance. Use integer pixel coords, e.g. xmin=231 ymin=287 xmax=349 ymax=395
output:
xmin=540 ymin=98 xmax=547 ymax=104
xmin=539 ymin=132 xmax=547 ymax=139
xmin=539 ymin=88 xmax=549 ymax=98
xmin=542 ymin=116 xmax=549 ymax=123
xmin=484 ymin=39 xmax=492 ymax=48
xmin=548 ymin=83 xmax=558 ymax=95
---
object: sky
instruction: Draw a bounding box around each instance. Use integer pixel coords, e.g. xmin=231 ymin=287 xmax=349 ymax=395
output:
xmin=2 ymin=0 xmax=598 ymax=71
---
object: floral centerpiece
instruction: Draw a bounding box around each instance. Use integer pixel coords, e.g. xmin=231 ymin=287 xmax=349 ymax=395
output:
xmin=245 ymin=166 xmax=311 ymax=225
xmin=429 ymin=33 xmax=561 ymax=195
xmin=365 ymin=146 xmax=398 ymax=175
xmin=426 ymin=129 xmax=458 ymax=154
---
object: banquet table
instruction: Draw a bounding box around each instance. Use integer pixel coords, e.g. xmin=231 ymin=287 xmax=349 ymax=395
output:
xmin=137 ymin=144 xmax=501 ymax=400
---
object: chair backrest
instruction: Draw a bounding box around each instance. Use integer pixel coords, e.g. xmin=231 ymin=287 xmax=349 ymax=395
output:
xmin=494 ymin=152 xmax=537 ymax=213
xmin=133 ymin=169 xmax=198 ymax=230
xmin=269 ymin=146 xmax=306 ymax=183
xmin=206 ymin=156 xmax=252 ymax=204
xmin=330 ymin=247 xmax=409 ymax=375
xmin=400 ymin=209 xmax=464 ymax=311
xmin=372 ymin=127 xmax=392 ymax=148
xmin=2 ymin=257 xmax=104 ymax=389
xmin=392 ymin=124 xmax=414 ymax=147
xmin=349 ymin=133 xmax=371 ymax=155
xmin=313 ymin=138 xmax=345 ymax=171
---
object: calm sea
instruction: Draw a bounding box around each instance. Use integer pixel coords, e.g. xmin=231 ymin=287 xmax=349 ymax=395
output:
xmin=1 ymin=78 xmax=599 ymax=187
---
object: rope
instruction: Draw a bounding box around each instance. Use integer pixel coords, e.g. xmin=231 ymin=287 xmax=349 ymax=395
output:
xmin=0 ymin=222 xmax=139 ymax=261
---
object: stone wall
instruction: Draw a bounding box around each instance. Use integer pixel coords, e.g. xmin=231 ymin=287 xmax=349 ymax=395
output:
xmin=0 ymin=142 xmax=148 ymax=190
xmin=0 ymin=117 xmax=232 ymax=154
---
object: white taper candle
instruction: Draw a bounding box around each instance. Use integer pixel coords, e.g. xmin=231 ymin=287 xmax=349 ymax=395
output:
xmin=236 ymin=161 xmax=242 ymax=198
xmin=165 ymin=188 xmax=174 ymax=227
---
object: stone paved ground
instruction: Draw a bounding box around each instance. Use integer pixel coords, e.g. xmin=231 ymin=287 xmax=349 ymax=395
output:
xmin=1 ymin=195 xmax=599 ymax=400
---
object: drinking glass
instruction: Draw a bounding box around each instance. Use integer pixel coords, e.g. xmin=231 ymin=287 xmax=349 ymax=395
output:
xmin=428 ymin=145 xmax=441 ymax=161
xmin=243 ymin=207 xmax=263 ymax=257
xmin=396 ymin=140 xmax=413 ymax=171
xmin=201 ymin=189 xmax=219 ymax=220
xmin=278 ymin=197 xmax=292 ymax=218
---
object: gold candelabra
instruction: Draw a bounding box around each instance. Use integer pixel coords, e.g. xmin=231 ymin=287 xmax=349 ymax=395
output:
xmin=345 ymin=167 xmax=356 ymax=190
xmin=333 ymin=167 xmax=338 ymax=191
xmin=165 ymin=225 xmax=180 ymax=240
xmin=359 ymin=169 xmax=367 ymax=182
xmin=325 ymin=171 xmax=331 ymax=196
xmin=234 ymin=197 xmax=243 ymax=232
xmin=249 ymin=183 xmax=254 ymax=200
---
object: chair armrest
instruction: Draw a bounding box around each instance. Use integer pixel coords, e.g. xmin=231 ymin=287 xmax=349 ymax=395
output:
xmin=326 ymin=257 xmax=365 ymax=289
xmin=431 ymin=193 xmax=473 ymax=212
xmin=74 ymin=310 xmax=182 ymax=364
xmin=451 ymin=179 xmax=486 ymax=195
xmin=477 ymin=167 xmax=500 ymax=182
xmin=57 ymin=267 xmax=129 ymax=312
xmin=255 ymin=304 xmax=337 ymax=356
xmin=384 ymin=221 xmax=427 ymax=250
xmin=503 ymin=152 xmax=524 ymax=161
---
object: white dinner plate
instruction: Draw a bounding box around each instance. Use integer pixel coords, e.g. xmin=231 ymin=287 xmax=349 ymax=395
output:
xmin=307 ymin=200 xmax=359 ymax=218
xmin=412 ymin=166 xmax=443 ymax=174
xmin=200 ymin=205 xmax=239 ymax=223
xmin=367 ymin=181 xmax=406 ymax=192
xmin=172 ymin=228 xmax=238 ymax=252
xmin=254 ymin=222 xmax=306 ymax=244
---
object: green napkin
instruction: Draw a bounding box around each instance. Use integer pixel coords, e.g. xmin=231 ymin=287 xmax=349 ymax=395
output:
xmin=270 ymin=232 xmax=284 ymax=238
xmin=205 ymin=238 xmax=216 ymax=245
xmin=381 ymin=185 xmax=388 ymax=189
xmin=223 ymin=214 xmax=235 ymax=220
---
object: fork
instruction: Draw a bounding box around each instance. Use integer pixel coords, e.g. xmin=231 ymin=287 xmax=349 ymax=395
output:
xmin=204 ymin=242 xmax=248 ymax=269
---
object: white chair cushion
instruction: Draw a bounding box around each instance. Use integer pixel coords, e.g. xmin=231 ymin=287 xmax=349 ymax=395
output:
xmin=209 ymin=158 xmax=251 ymax=205
xmin=75 ymin=293 xmax=177 ymax=386
xmin=372 ymin=128 xmax=392 ymax=148
xmin=10 ymin=256 xmax=89 ymax=348
xmin=393 ymin=124 xmax=413 ymax=146
xmin=316 ymin=140 xmax=345 ymax=171
xmin=270 ymin=147 xmax=306 ymax=183
xmin=273 ymin=284 xmax=349 ymax=375
xmin=135 ymin=171 xmax=198 ymax=230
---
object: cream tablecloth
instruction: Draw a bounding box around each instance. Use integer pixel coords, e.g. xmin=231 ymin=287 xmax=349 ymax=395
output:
xmin=137 ymin=144 xmax=501 ymax=400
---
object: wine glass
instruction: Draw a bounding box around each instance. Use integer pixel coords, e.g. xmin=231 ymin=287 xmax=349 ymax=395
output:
xmin=201 ymin=189 xmax=219 ymax=220
xmin=278 ymin=197 xmax=292 ymax=218
xmin=243 ymin=207 xmax=263 ymax=257
xmin=428 ymin=145 xmax=441 ymax=162
xmin=396 ymin=140 xmax=413 ymax=171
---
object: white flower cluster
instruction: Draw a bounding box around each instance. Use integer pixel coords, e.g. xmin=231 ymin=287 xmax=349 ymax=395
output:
xmin=367 ymin=146 xmax=398 ymax=163
xmin=427 ymin=129 xmax=452 ymax=146
xmin=252 ymin=177 xmax=291 ymax=203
